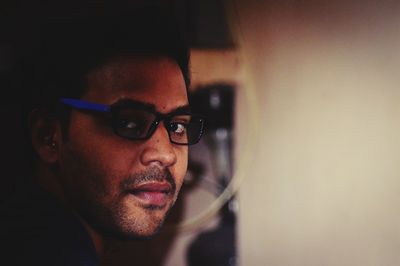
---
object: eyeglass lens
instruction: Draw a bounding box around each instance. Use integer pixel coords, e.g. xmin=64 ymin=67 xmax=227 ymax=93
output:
xmin=113 ymin=108 xmax=203 ymax=145
xmin=115 ymin=109 xmax=155 ymax=139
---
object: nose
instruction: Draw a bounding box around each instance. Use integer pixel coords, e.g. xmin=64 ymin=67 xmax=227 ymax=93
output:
xmin=140 ymin=123 xmax=177 ymax=167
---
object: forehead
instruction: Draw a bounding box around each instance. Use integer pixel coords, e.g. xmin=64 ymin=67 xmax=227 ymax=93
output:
xmin=84 ymin=56 xmax=188 ymax=112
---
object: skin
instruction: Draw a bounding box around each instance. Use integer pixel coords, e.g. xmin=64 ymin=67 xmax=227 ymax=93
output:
xmin=31 ymin=56 xmax=189 ymax=254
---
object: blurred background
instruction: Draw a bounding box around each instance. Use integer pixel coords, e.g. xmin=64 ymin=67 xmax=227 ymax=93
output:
xmin=234 ymin=1 xmax=400 ymax=265
xmin=2 ymin=0 xmax=400 ymax=265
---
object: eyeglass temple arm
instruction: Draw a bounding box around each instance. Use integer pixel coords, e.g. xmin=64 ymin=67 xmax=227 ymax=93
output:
xmin=60 ymin=98 xmax=111 ymax=112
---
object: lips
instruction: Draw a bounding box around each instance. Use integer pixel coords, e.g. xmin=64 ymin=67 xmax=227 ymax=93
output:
xmin=128 ymin=182 xmax=173 ymax=207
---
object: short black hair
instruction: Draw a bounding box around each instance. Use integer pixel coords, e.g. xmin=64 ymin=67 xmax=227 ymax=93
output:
xmin=28 ymin=7 xmax=190 ymax=110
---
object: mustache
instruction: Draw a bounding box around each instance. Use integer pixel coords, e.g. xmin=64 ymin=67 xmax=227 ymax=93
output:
xmin=120 ymin=167 xmax=176 ymax=193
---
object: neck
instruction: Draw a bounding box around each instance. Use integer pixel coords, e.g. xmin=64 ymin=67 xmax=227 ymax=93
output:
xmin=34 ymin=164 xmax=105 ymax=257
xmin=34 ymin=164 xmax=67 ymax=201
xmin=77 ymin=216 xmax=105 ymax=257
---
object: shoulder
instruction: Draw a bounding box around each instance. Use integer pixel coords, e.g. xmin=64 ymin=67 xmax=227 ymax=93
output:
xmin=0 ymin=186 xmax=98 ymax=266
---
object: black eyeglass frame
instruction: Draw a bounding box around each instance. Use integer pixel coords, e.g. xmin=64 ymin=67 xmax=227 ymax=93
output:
xmin=60 ymin=98 xmax=205 ymax=145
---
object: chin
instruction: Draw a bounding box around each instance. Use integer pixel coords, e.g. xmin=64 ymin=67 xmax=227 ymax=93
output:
xmin=81 ymin=194 xmax=176 ymax=242
xmin=109 ymin=220 xmax=166 ymax=241
xmin=112 ymin=209 xmax=170 ymax=240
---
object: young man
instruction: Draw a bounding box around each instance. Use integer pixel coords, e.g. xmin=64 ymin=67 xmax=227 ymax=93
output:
xmin=0 ymin=8 xmax=204 ymax=265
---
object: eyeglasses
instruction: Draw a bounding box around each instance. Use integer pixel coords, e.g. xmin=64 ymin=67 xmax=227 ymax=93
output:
xmin=60 ymin=98 xmax=205 ymax=145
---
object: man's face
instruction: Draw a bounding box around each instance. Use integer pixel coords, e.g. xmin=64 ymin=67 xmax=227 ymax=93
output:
xmin=57 ymin=56 xmax=188 ymax=239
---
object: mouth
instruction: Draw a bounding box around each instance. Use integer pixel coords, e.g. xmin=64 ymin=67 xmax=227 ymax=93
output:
xmin=127 ymin=182 xmax=173 ymax=208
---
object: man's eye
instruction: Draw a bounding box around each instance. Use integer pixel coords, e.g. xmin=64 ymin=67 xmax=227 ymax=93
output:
xmin=119 ymin=119 xmax=141 ymax=129
xmin=170 ymin=122 xmax=187 ymax=135
xmin=115 ymin=118 xmax=149 ymax=138
xmin=122 ymin=120 xmax=139 ymax=129
xmin=118 ymin=119 xmax=147 ymax=133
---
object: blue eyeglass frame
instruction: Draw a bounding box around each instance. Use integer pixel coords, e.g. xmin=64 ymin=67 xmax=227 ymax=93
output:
xmin=60 ymin=98 xmax=205 ymax=145
xmin=61 ymin=98 xmax=111 ymax=112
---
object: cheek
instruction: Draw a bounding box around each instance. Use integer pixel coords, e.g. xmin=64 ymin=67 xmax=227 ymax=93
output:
xmin=71 ymin=146 xmax=138 ymax=200
xmin=67 ymin=113 xmax=142 ymax=177
xmin=61 ymin=133 xmax=133 ymax=201
xmin=173 ymin=147 xmax=188 ymax=187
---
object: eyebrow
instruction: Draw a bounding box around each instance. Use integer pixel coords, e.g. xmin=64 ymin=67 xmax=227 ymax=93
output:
xmin=113 ymin=98 xmax=191 ymax=115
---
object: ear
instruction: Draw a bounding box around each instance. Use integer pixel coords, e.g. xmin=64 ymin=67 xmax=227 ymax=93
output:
xmin=29 ymin=108 xmax=63 ymax=164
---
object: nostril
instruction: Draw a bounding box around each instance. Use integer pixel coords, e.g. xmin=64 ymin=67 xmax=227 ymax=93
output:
xmin=140 ymin=146 xmax=177 ymax=167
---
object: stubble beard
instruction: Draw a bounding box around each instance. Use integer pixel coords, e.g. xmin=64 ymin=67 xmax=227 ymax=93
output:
xmin=60 ymin=149 xmax=179 ymax=241
xmin=110 ymin=167 xmax=178 ymax=240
